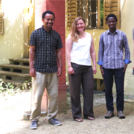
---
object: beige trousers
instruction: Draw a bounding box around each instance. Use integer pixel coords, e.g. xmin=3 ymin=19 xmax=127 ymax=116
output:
xmin=30 ymin=72 xmax=58 ymax=121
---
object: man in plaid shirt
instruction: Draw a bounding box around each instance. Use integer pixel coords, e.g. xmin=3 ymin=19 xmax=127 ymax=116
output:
xmin=29 ymin=11 xmax=63 ymax=129
xmin=98 ymin=14 xmax=131 ymax=119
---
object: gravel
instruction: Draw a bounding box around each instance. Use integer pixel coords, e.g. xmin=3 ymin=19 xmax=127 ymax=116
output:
xmin=0 ymin=91 xmax=134 ymax=134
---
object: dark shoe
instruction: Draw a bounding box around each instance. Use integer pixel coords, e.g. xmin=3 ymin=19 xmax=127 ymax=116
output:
xmin=105 ymin=111 xmax=114 ymax=119
xmin=117 ymin=111 xmax=125 ymax=119
xmin=49 ymin=118 xmax=62 ymax=126
xmin=30 ymin=121 xmax=38 ymax=130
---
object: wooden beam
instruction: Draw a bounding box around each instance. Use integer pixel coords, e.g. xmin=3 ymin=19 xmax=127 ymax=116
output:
xmin=97 ymin=79 xmax=100 ymax=90
xmin=98 ymin=82 xmax=105 ymax=91
xmin=98 ymin=0 xmax=100 ymax=28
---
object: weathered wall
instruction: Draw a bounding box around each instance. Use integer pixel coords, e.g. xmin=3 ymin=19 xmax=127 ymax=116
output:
xmin=0 ymin=0 xmax=30 ymax=64
xmin=113 ymin=0 xmax=134 ymax=95
xmin=120 ymin=0 xmax=134 ymax=70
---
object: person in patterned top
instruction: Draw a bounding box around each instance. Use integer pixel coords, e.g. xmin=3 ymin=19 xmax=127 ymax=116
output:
xmin=97 ymin=14 xmax=131 ymax=119
xmin=29 ymin=11 xmax=63 ymax=129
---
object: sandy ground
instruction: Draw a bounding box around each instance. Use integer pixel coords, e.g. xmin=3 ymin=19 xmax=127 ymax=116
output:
xmin=0 ymin=91 xmax=134 ymax=134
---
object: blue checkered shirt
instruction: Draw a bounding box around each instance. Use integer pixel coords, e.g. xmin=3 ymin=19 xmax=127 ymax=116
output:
xmin=29 ymin=26 xmax=63 ymax=73
xmin=97 ymin=29 xmax=131 ymax=69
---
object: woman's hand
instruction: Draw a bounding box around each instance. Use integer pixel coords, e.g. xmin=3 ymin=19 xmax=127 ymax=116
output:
xmin=68 ymin=66 xmax=74 ymax=74
xmin=93 ymin=66 xmax=97 ymax=74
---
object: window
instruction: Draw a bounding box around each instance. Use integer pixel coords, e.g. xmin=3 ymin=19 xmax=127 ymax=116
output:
xmin=103 ymin=0 xmax=120 ymax=29
xmin=66 ymin=0 xmax=120 ymax=29
xmin=0 ymin=0 xmax=4 ymax=35
xmin=66 ymin=0 xmax=77 ymax=30
xmin=78 ymin=0 xmax=100 ymax=29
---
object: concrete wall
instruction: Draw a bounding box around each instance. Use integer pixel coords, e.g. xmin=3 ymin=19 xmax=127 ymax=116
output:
xmin=114 ymin=0 xmax=134 ymax=95
xmin=120 ymin=0 xmax=134 ymax=70
xmin=0 ymin=0 xmax=30 ymax=64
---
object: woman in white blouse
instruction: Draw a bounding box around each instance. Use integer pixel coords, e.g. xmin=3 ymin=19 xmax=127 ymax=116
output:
xmin=66 ymin=17 xmax=97 ymax=122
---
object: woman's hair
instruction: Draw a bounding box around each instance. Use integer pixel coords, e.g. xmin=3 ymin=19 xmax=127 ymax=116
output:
xmin=71 ymin=16 xmax=85 ymax=42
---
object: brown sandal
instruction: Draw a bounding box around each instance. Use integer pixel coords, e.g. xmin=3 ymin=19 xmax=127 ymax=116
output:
xmin=87 ymin=116 xmax=95 ymax=120
xmin=74 ymin=118 xmax=83 ymax=122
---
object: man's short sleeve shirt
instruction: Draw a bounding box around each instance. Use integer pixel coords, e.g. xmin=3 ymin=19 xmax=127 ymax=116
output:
xmin=29 ymin=26 xmax=63 ymax=73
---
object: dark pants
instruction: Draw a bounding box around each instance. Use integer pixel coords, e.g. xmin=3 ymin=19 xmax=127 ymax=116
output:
xmin=68 ymin=63 xmax=94 ymax=119
xmin=103 ymin=68 xmax=125 ymax=111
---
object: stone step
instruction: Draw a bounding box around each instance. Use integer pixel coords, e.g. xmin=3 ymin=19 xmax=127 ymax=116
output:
xmin=0 ymin=64 xmax=29 ymax=73
xmin=0 ymin=71 xmax=31 ymax=82
xmin=9 ymin=58 xmax=29 ymax=66
xmin=0 ymin=71 xmax=30 ymax=77
xmin=1 ymin=79 xmax=23 ymax=85
xmin=9 ymin=58 xmax=29 ymax=62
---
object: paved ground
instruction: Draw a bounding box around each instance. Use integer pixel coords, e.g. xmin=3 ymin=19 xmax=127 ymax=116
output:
xmin=1 ymin=91 xmax=134 ymax=134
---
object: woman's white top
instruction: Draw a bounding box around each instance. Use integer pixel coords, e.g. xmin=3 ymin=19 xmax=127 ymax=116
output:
xmin=71 ymin=32 xmax=92 ymax=66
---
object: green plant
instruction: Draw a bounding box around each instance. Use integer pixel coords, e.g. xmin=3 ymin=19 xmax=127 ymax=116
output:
xmin=100 ymin=1 xmax=103 ymax=19
xmin=64 ymin=109 xmax=67 ymax=114
xmin=0 ymin=78 xmax=32 ymax=95
xmin=0 ymin=79 xmax=13 ymax=92
xmin=14 ymin=79 xmax=32 ymax=90
xmin=67 ymin=93 xmax=70 ymax=97
xmin=67 ymin=100 xmax=70 ymax=104
xmin=126 ymin=95 xmax=129 ymax=99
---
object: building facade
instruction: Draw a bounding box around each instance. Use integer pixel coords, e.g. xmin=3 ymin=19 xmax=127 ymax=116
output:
xmin=0 ymin=0 xmax=134 ymax=95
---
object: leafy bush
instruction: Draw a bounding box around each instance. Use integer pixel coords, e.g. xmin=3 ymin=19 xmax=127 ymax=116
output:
xmin=0 ymin=79 xmax=32 ymax=95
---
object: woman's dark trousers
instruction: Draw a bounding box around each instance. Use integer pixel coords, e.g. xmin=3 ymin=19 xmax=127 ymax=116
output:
xmin=68 ymin=63 xmax=94 ymax=119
